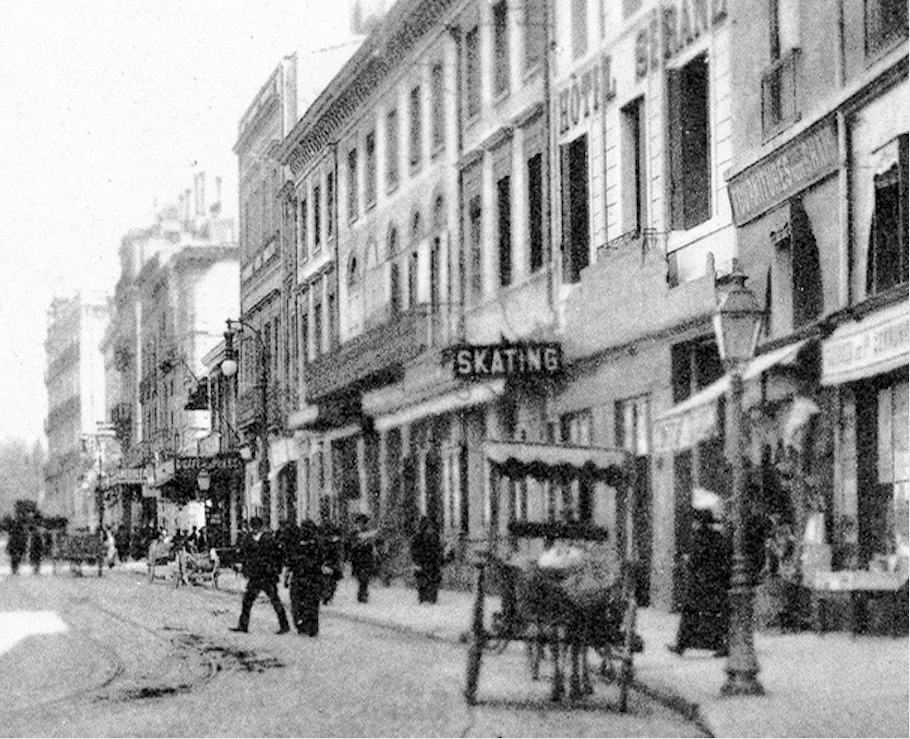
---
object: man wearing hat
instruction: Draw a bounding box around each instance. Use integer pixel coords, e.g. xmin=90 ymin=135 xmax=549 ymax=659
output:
xmin=230 ymin=517 xmax=290 ymax=634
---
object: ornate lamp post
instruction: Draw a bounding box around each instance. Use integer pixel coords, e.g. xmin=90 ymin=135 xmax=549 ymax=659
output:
xmin=713 ymin=262 xmax=765 ymax=698
xmin=221 ymin=319 xmax=271 ymax=529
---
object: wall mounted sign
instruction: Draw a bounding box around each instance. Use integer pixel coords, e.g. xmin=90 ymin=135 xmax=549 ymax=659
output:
xmin=556 ymin=54 xmax=616 ymax=136
xmin=821 ymin=302 xmax=909 ymax=386
xmin=728 ymin=118 xmax=839 ymax=226
xmin=635 ymin=0 xmax=728 ymax=79
xmin=450 ymin=343 xmax=563 ymax=380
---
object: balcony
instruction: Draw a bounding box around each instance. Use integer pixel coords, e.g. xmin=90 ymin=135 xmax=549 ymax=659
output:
xmin=761 ymin=49 xmax=801 ymax=140
xmin=304 ymin=304 xmax=442 ymax=402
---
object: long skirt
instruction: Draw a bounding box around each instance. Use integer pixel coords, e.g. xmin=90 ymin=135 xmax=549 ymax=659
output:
xmin=290 ymin=574 xmax=321 ymax=636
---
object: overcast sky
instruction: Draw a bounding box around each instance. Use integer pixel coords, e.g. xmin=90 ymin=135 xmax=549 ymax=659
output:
xmin=0 ymin=0 xmax=361 ymax=446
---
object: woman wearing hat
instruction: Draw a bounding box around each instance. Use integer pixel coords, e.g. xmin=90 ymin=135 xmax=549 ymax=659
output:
xmin=667 ymin=503 xmax=731 ymax=657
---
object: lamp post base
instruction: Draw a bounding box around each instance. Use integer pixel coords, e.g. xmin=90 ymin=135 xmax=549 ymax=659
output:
xmin=721 ymin=670 xmax=765 ymax=697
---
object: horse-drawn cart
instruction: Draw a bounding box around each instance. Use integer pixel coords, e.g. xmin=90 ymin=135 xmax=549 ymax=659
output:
xmin=464 ymin=440 xmax=639 ymax=710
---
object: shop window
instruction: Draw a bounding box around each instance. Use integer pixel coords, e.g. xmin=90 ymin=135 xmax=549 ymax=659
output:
xmin=621 ymin=97 xmax=648 ymax=235
xmin=431 ymin=62 xmax=445 ymax=150
xmin=671 ymin=337 xmax=724 ymax=404
xmin=865 ymin=0 xmax=908 ymax=59
xmin=866 ymin=134 xmax=909 ymax=296
xmin=386 ymin=108 xmax=399 ymax=191
xmin=464 ymin=25 xmax=480 ymax=119
xmin=561 ymin=134 xmax=590 ymax=283
xmin=409 ymin=85 xmax=422 ymax=169
xmin=668 ymin=54 xmax=711 ymax=230
xmin=497 ymin=174 xmax=512 ymax=287
xmin=347 ymin=146 xmax=359 ymax=222
xmin=523 ymin=0 xmax=544 ymax=72
xmin=493 ymin=1 xmax=509 ymax=97
xmin=365 ymin=129 xmax=377 ymax=207
xmin=571 ymin=0 xmax=588 ymax=60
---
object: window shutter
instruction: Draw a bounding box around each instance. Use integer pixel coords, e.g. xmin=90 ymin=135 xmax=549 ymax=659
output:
xmin=666 ymin=68 xmax=684 ymax=229
xmin=560 ymin=143 xmax=573 ymax=280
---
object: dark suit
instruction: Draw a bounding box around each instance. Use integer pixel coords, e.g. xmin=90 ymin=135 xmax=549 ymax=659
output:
xmin=287 ymin=524 xmax=326 ymax=636
xmin=237 ymin=530 xmax=289 ymax=632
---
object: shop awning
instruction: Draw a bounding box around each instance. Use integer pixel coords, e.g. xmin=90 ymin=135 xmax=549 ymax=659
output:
xmin=652 ymin=339 xmax=809 ymax=454
xmin=484 ymin=440 xmax=630 ymax=486
xmin=372 ymin=379 xmax=505 ymax=432
xmin=821 ymin=301 xmax=908 ymax=386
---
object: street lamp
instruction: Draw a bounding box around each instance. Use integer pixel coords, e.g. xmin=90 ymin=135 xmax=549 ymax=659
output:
xmin=713 ymin=262 xmax=764 ymax=697
xmin=221 ymin=319 xmax=272 ymax=529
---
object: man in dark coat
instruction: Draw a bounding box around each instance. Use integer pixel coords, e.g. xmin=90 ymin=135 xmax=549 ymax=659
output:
xmin=285 ymin=520 xmax=327 ymax=636
xmin=320 ymin=520 xmax=344 ymax=605
xmin=667 ymin=508 xmax=731 ymax=657
xmin=7 ymin=521 xmax=27 ymax=575
xmin=231 ymin=517 xmax=290 ymax=634
xmin=411 ymin=516 xmax=444 ymax=604
xmin=349 ymin=514 xmax=376 ymax=604
xmin=29 ymin=526 xmax=45 ymax=574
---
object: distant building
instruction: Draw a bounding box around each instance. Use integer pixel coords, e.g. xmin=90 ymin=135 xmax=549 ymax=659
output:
xmin=44 ymin=291 xmax=110 ymax=529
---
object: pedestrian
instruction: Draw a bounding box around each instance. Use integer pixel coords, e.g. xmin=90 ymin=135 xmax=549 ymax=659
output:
xmin=230 ymin=517 xmax=290 ymax=634
xmin=667 ymin=508 xmax=731 ymax=658
xmin=349 ymin=514 xmax=377 ymax=604
xmin=411 ymin=516 xmax=444 ymax=604
xmin=320 ymin=519 xmax=343 ymax=605
xmin=103 ymin=527 xmax=118 ymax=568
xmin=285 ymin=520 xmax=328 ymax=636
xmin=29 ymin=526 xmax=45 ymax=574
xmin=7 ymin=520 xmax=27 ymax=575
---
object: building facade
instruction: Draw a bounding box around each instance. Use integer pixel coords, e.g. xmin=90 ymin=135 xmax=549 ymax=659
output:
xmin=44 ymin=291 xmax=110 ymax=529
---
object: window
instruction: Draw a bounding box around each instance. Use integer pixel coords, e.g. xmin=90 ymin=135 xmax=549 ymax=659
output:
xmin=347 ymin=147 xmax=359 ymax=222
xmin=313 ymin=280 xmax=323 ymax=356
xmin=524 ymin=0 xmax=544 ymax=71
xmin=621 ymin=97 xmax=647 ymax=235
xmin=668 ymin=54 xmax=711 ymax=230
xmin=326 ymin=267 xmax=337 ymax=351
xmin=390 ymin=261 xmax=402 ymax=316
xmin=408 ymin=251 xmax=419 ymax=308
xmin=298 ymin=195 xmax=308 ymax=262
xmin=497 ymin=175 xmax=512 ymax=286
xmin=465 ymin=26 xmax=480 ymax=119
xmin=866 ymin=134 xmax=909 ymax=295
xmin=571 ymin=0 xmax=588 ymax=60
xmin=559 ymin=410 xmax=593 ymax=521
xmin=409 ymin=86 xmax=422 ymax=169
xmin=326 ymin=171 xmax=335 ymax=239
xmin=493 ymin=1 xmax=509 ymax=96
xmin=865 ymin=0 xmax=908 ymax=58
xmin=561 ymin=135 xmax=590 ymax=283
xmin=365 ymin=130 xmax=377 ymax=206
xmin=761 ymin=49 xmax=800 ymax=138
xmin=410 ymin=210 xmax=422 ymax=243
xmin=469 ymin=194 xmax=483 ymax=301
xmin=528 ymin=153 xmax=544 ymax=272
xmin=616 ymin=395 xmax=651 ymax=456
xmin=348 ymin=254 xmax=360 ymax=288
xmin=771 ymin=199 xmax=821 ymax=329
xmin=386 ymin=108 xmax=399 ymax=190
xmin=313 ymin=183 xmax=322 ymax=252
xmin=299 ymin=291 xmax=310 ymax=365
xmin=431 ymin=63 xmax=445 ymax=150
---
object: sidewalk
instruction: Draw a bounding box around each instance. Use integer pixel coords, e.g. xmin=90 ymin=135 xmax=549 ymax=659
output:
xmin=125 ymin=563 xmax=909 ymax=737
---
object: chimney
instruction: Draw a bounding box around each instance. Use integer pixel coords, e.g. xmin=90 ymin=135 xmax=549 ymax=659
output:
xmin=194 ymin=171 xmax=206 ymax=217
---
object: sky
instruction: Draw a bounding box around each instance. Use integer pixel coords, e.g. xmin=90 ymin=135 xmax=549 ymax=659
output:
xmin=0 ymin=0 xmax=364 ymax=446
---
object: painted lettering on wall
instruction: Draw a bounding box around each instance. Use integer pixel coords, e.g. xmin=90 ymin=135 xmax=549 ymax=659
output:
xmin=635 ymin=0 xmax=727 ymax=79
xmin=557 ymin=54 xmax=617 ymax=136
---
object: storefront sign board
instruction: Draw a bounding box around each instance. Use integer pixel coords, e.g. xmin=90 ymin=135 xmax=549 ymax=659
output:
xmin=450 ymin=343 xmax=563 ymax=380
xmin=822 ymin=302 xmax=909 ymax=386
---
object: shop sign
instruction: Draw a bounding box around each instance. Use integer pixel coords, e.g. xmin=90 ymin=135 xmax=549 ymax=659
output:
xmin=450 ymin=343 xmax=563 ymax=380
xmin=635 ymin=0 xmax=728 ymax=79
xmin=103 ymin=467 xmax=146 ymax=487
xmin=822 ymin=305 xmax=910 ymax=386
xmin=176 ymin=455 xmax=244 ymax=473
xmin=727 ymin=119 xmax=838 ymax=225
xmin=557 ymin=54 xmax=616 ymax=136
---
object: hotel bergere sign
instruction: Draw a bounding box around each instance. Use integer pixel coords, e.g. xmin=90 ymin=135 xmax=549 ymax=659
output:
xmin=727 ymin=119 xmax=839 ymax=226
xmin=450 ymin=343 xmax=563 ymax=380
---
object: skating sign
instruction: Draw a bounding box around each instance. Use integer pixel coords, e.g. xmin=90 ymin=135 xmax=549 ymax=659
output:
xmin=449 ymin=343 xmax=563 ymax=380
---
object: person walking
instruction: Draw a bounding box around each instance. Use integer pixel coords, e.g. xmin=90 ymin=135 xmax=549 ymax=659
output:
xmin=320 ymin=520 xmax=344 ymax=605
xmin=285 ymin=520 xmax=328 ymax=636
xmin=411 ymin=516 xmax=444 ymax=604
xmin=667 ymin=507 xmax=731 ymax=657
xmin=349 ymin=514 xmax=377 ymax=604
xmin=29 ymin=526 xmax=45 ymax=575
xmin=7 ymin=520 xmax=27 ymax=575
xmin=230 ymin=517 xmax=290 ymax=635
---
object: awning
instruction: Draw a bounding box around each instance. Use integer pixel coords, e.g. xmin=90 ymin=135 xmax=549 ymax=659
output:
xmin=653 ymin=339 xmax=809 ymax=454
xmin=822 ymin=301 xmax=908 ymax=386
xmin=372 ymin=379 xmax=505 ymax=432
xmin=484 ymin=439 xmax=630 ymax=486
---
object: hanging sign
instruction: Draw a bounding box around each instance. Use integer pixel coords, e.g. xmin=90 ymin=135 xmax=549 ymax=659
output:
xmin=449 ymin=343 xmax=563 ymax=380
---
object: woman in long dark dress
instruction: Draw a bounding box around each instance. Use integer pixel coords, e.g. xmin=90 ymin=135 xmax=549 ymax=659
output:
xmin=411 ymin=516 xmax=443 ymax=604
xmin=286 ymin=520 xmax=326 ymax=637
xmin=667 ymin=509 xmax=731 ymax=657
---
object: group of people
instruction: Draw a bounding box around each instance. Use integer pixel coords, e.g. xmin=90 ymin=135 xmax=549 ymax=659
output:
xmin=5 ymin=521 xmax=49 ymax=575
xmin=230 ymin=514 xmax=450 ymax=636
